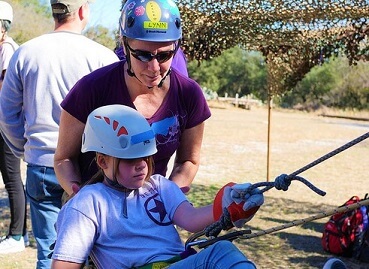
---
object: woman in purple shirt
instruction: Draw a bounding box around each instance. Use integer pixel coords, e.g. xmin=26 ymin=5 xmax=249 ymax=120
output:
xmin=54 ymin=0 xmax=211 ymax=196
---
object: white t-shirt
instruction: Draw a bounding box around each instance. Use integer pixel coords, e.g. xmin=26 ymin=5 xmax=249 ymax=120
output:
xmin=52 ymin=174 xmax=188 ymax=268
xmin=0 ymin=36 xmax=19 ymax=73
xmin=0 ymin=31 xmax=118 ymax=165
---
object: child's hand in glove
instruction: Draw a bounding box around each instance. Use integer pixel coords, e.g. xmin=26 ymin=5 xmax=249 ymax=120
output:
xmin=213 ymin=182 xmax=264 ymax=228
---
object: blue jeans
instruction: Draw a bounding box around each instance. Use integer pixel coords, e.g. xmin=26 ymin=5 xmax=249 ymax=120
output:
xmin=169 ymin=241 xmax=257 ymax=269
xmin=26 ymin=165 xmax=64 ymax=269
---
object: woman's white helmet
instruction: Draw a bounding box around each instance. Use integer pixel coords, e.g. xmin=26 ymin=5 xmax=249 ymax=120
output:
xmin=0 ymin=1 xmax=13 ymax=23
xmin=82 ymin=105 xmax=157 ymax=159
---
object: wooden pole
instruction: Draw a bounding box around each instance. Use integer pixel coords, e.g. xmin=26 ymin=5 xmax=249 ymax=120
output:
xmin=267 ymin=92 xmax=272 ymax=182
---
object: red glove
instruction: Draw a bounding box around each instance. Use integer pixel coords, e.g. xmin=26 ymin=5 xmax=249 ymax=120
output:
xmin=213 ymin=182 xmax=262 ymax=228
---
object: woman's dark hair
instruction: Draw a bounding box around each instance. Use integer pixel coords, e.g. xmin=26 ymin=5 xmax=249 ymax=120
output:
xmin=0 ymin=19 xmax=11 ymax=32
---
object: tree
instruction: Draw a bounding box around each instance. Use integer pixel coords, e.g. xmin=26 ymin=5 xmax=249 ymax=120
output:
xmin=188 ymin=47 xmax=267 ymax=100
xmin=279 ymin=59 xmax=338 ymax=110
xmin=10 ymin=0 xmax=116 ymax=48
xmin=10 ymin=0 xmax=53 ymax=44
xmin=84 ymin=26 xmax=118 ymax=50
xmin=329 ymin=60 xmax=369 ymax=110
xmin=278 ymin=56 xmax=369 ymax=111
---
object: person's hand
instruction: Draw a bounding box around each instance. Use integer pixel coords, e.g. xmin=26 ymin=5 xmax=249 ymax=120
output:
xmin=180 ymin=186 xmax=190 ymax=194
xmin=213 ymin=182 xmax=264 ymax=228
xmin=71 ymin=183 xmax=81 ymax=194
xmin=62 ymin=183 xmax=81 ymax=205
xmin=230 ymin=183 xmax=264 ymax=212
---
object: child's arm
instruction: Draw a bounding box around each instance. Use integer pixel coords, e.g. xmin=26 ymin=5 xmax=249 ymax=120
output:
xmin=173 ymin=201 xmax=214 ymax=233
xmin=174 ymin=183 xmax=264 ymax=233
xmin=51 ymin=260 xmax=83 ymax=269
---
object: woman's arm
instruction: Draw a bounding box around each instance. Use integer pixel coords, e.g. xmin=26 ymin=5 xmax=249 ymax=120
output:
xmin=54 ymin=109 xmax=85 ymax=195
xmin=173 ymin=201 xmax=213 ymax=233
xmin=169 ymin=122 xmax=205 ymax=193
xmin=51 ymin=260 xmax=83 ymax=269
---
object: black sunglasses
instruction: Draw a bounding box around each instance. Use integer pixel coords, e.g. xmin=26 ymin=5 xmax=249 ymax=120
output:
xmin=126 ymin=43 xmax=176 ymax=63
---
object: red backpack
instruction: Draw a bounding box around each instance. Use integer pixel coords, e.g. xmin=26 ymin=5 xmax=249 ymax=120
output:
xmin=321 ymin=196 xmax=366 ymax=256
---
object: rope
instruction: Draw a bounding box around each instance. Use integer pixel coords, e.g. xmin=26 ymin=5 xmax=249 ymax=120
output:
xmin=203 ymin=173 xmax=325 ymax=237
xmin=289 ymin=131 xmax=369 ymax=177
xmin=243 ymin=174 xmax=326 ymax=196
xmin=204 ymin=208 xmax=232 ymax=237
xmin=187 ymin=198 xmax=369 ymax=249
xmin=200 ymin=131 xmax=369 ymax=239
xmin=239 ymin=198 xmax=369 ymax=240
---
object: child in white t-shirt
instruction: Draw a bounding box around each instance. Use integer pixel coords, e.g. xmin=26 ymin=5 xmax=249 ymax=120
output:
xmin=51 ymin=104 xmax=263 ymax=269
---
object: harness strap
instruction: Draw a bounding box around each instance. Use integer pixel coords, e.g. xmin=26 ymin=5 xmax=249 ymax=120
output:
xmin=136 ymin=247 xmax=197 ymax=269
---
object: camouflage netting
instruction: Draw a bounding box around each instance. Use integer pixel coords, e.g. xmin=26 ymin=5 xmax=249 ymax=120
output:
xmin=177 ymin=0 xmax=369 ymax=94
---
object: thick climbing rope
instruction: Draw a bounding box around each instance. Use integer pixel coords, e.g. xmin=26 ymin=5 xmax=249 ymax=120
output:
xmin=240 ymin=198 xmax=369 ymax=241
xmin=204 ymin=173 xmax=325 ymax=238
xmin=191 ymin=131 xmax=369 ymax=243
xmin=186 ymin=198 xmax=369 ymax=249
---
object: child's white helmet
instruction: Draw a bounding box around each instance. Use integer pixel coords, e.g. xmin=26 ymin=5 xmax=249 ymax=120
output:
xmin=82 ymin=105 xmax=157 ymax=159
xmin=0 ymin=1 xmax=13 ymax=23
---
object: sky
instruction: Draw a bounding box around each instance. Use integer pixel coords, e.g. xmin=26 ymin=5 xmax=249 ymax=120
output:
xmin=87 ymin=0 xmax=122 ymax=31
xmin=39 ymin=0 xmax=122 ymax=31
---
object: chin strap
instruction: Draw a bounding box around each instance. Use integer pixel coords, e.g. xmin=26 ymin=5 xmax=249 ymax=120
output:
xmin=122 ymin=37 xmax=136 ymax=78
xmin=156 ymin=68 xmax=171 ymax=88
xmin=127 ymin=67 xmax=135 ymax=77
xmin=128 ymin=68 xmax=171 ymax=90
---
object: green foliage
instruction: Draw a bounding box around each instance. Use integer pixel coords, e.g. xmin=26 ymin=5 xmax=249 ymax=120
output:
xmin=9 ymin=0 xmax=116 ymax=48
xmin=178 ymin=0 xmax=369 ymax=94
xmin=279 ymin=56 xmax=369 ymax=110
xmin=279 ymin=59 xmax=338 ymax=109
xmin=188 ymin=44 xmax=369 ymax=111
xmin=10 ymin=0 xmax=53 ymax=44
xmin=188 ymin=47 xmax=268 ymax=100
xmin=84 ymin=26 xmax=118 ymax=50
xmin=329 ymin=60 xmax=369 ymax=110
xmin=8 ymin=0 xmax=369 ymax=111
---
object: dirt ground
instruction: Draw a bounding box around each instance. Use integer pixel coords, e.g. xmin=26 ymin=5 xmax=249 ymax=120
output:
xmin=0 ymin=104 xmax=368 ymax=268
xmin=198 ymin=104 xmax=368 ymax=207
xmin=193 ymin=104 xmax=369 ymax=269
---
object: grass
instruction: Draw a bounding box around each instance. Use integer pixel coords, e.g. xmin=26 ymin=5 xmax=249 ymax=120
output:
xmin=1 ymin=106 xmax=369 ymax=268
xmin=183 ymin=185 xmax=368 ymax=269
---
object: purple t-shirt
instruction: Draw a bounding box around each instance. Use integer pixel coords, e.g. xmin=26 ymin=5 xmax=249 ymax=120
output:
xmin=61 ymin=61 xmax=211 ymax=182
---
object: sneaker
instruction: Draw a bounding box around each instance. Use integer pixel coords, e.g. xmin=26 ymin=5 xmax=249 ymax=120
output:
xmin=0 ymin=236 xmax=25 ymax=254
xmin=23 ymin=233 xmax=30 ymax=247
xmin=323 ymin=258 xmax=347 ymax=269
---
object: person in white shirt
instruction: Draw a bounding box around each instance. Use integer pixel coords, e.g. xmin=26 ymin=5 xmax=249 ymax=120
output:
xmin=0 ymin=0 xmax=28 ymax=254
xmin=0 ymin=0 xmax=118 ymax=267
